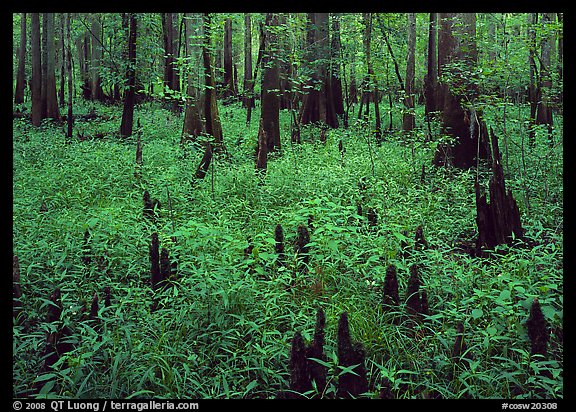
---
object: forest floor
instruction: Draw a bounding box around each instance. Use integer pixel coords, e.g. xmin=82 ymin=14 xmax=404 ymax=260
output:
xmin=13 ymin=98 xmax=563 ymax=399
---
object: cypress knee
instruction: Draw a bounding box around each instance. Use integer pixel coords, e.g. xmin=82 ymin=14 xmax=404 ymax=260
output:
xmin=337 ymin=312 xmax=368 ymax=398
xmin=383 ymin=264 xmax=400 ymax=309
xmin=307 ymin=308 xmax=327 ymax=394
xmin=289 ymin=331 xmax=311 ymax=398
xmin=526 ymin=298 xmax=549 ymax=357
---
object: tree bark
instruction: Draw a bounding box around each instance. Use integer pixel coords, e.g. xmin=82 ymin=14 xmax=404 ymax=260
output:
xmin=364 ymin=13 xmax=381 ymax=142
xmin=66 ymin=13 xmax=74 ymax=139
xmin=475 ymin=128 xmax=524 ymax=255
xmin=243 ymin=13 xmax=255 ymax=109
xmin=45 ymin=13 xmax=60 ymax=120
xmin=14 ymin=13 xmax=26 ymax=104
xmin=222 ymin=17 xmax=236 ymax=99
xmin=59 ymin=14 xmax=66 ymax=107
xmin=299 ymin=13 xmax=338 ymax=129
xmin=433 ymin=13 xmax=491 ymax=169
xmin=90 ymin=16 xmax=104 ymax=101
xmin=330 ymin=15 xmax=346 ymax=122
xmin=202 ymin=13 xmax=223 ymax=149
xmin=181 ymin=13 xmax=204 ymax=145
xmin=403 ymin=13 xmax=416 ymax=132
xmin=536 ymin=12 xmax=554 ymax=139
xmin=120 ymin=13 xmax=137 ymax=137
xmin=259 ymin=13 xmax=281 ymax=154
xmin=424 ymin=13 xmax=438 ymax=117
xmin=31 ymin=13 xmax=42 ymax=126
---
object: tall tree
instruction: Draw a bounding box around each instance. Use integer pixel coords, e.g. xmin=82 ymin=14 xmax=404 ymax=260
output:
xmin=329 ymin=14 xmax=346 ymax=125
xmin=195 ymin=13 xmax=225 ymax=181
xmin=14 ymin=13 xmax=27 ymax=104
xmin=44 ymin=13 xmax=60 ymax=120
xmin=362 ymin=13 xmax=381 ymax=141
xmin=76 ymin=29 xmax=92 ymax=99
xmin=432 ymin=13 xmax=490 ymax=169
xmin=181 ymin=13 xmax=204 ymax=145
xmin=161 ymin=13 xmax=180 ymax=97
xmin=90 ymin=15 xmax=104 ymax=101
xmin=424 ymin=13 xmax=438 ymax=118
xmin=59 ymin=14 xmax=66 ymax=107
xmin=535 ymin=12 xmax=554 ymax=139
xmin=299 ymin=13 xmax=340 ymax=129
xmin=31 ymin=13 xmax=42 ymax=126
xmin=66 ymin=13 xmax=74 ymax=139
xmin=242 ymin=13 xmax=255 ymax=109
xmin=120 ymin=13 xmax=137 ymax=137
xmin=222 ymin=17 xmax=236 ymax=99
xmin=403 ymin=13 xmax=416 ymax=132
xmin=257 ymin=12 xmax=281 ymax=172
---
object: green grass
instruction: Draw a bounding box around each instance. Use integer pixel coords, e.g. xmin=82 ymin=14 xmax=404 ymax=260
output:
xmin=13 ymin=98 xmax=562 ymax=399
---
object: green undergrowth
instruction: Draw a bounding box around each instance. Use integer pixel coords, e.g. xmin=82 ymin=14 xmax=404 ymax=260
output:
xmin=13 ymin=99 xmax=563 ymax=399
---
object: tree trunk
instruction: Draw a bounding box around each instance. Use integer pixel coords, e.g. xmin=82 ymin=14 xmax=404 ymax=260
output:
xmin=41 ymin=13 xmax=48 ymax=118
xmin=161 ymin=12 xmax=174 ymax=90
xmin=195 ymin=12 xmax=224 ymax=180
xmin=299 ymin=13 xmax=338 ymax=129
xmin=222 ymin=17 xmax=236 ymax=99
xmin=31 ymin=13 xmax=42 ymax=126
xmin=424 ymin=13 xmax=438 ymax=117
xmin=45 ymin=13 xmax=60 ymax=120
xmin=246 ymin=20 xmax=266 ymax=125
xmin=260 ymin=13 xmax=281 ymax=154
xmin=14 ymin=13 xmax=26 ymax=105
xmin=59 ymin=14 xmax=66 ymax=107
xmin=364 ymin=13 xmax=381 ymax=141
xmin=202 ymin=13 xmax=223 ymax=149
xmin=403 ymin=13 xmax=416 ymax=132
xmin=330 ymin=15 xmax=345 ymax=121
xmin=90 ymin=16 xmax=104 ymax=101
xmin=181 ymin=13 xmax=204 ymax=145
xmin=66 ymin=13 xmax=74 ymax=139
xmin=243 ymin=13 xmax=255 ymax=109
xmin=120 ymin=13 xmax=137 ymax=137
xmin=433 ymin=13 xmax=491 ymax=169
xmin=536 ymin=12 xmax=554 ymax=140
xmin=76 ymin=31 xmax=91 ymax=99
xmin=527 ymin=13 xmax=538 ymax=145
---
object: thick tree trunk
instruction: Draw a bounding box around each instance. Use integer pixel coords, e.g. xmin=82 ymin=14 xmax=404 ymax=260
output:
xmin=14 ymin=13 xmax=26 ymax=104
xmin=45 ymin=13 xmax=60 ymax=120
xmin=59 ymin=14 xmax=66 ymax=107
xmin=424 ymin=13 xmax=438 ymax=118
xmin=31 ymin=13 xmax=42 ymax=126
xmin=202 ymin=13 xmax=223 ymax=149
xmin=41 ymin=14 xmax=48 ymax=118
xmin=90 ymin=17 xmax=104 ymax=101
xmin=120 ymin=13 xmax=137 ymax=137
xmin=403 ymin=13 xmax=416 ymax=132
xmin=181 ymin=13 xmax=204 ymax=145
xmin=299 ymin=13 xmax=338 ymax=129
xmin=195 ymin=13 xmax=224 ymax=181
xmin=330 ymin=15 xmax=345 ymax=122
xmin=222 ymin=17 xmax=236 ymax=99
xmin=433 ymin=13 xmax=490 ymax=169
xmin=260 ymin=13 xmax=281 ymax=154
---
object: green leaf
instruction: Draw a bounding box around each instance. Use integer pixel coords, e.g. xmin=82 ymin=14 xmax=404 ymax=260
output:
xmin=471 ymin=308 xmax=483 ymax=319
xmin=308 ymin=357 xmax=333 ymax=368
